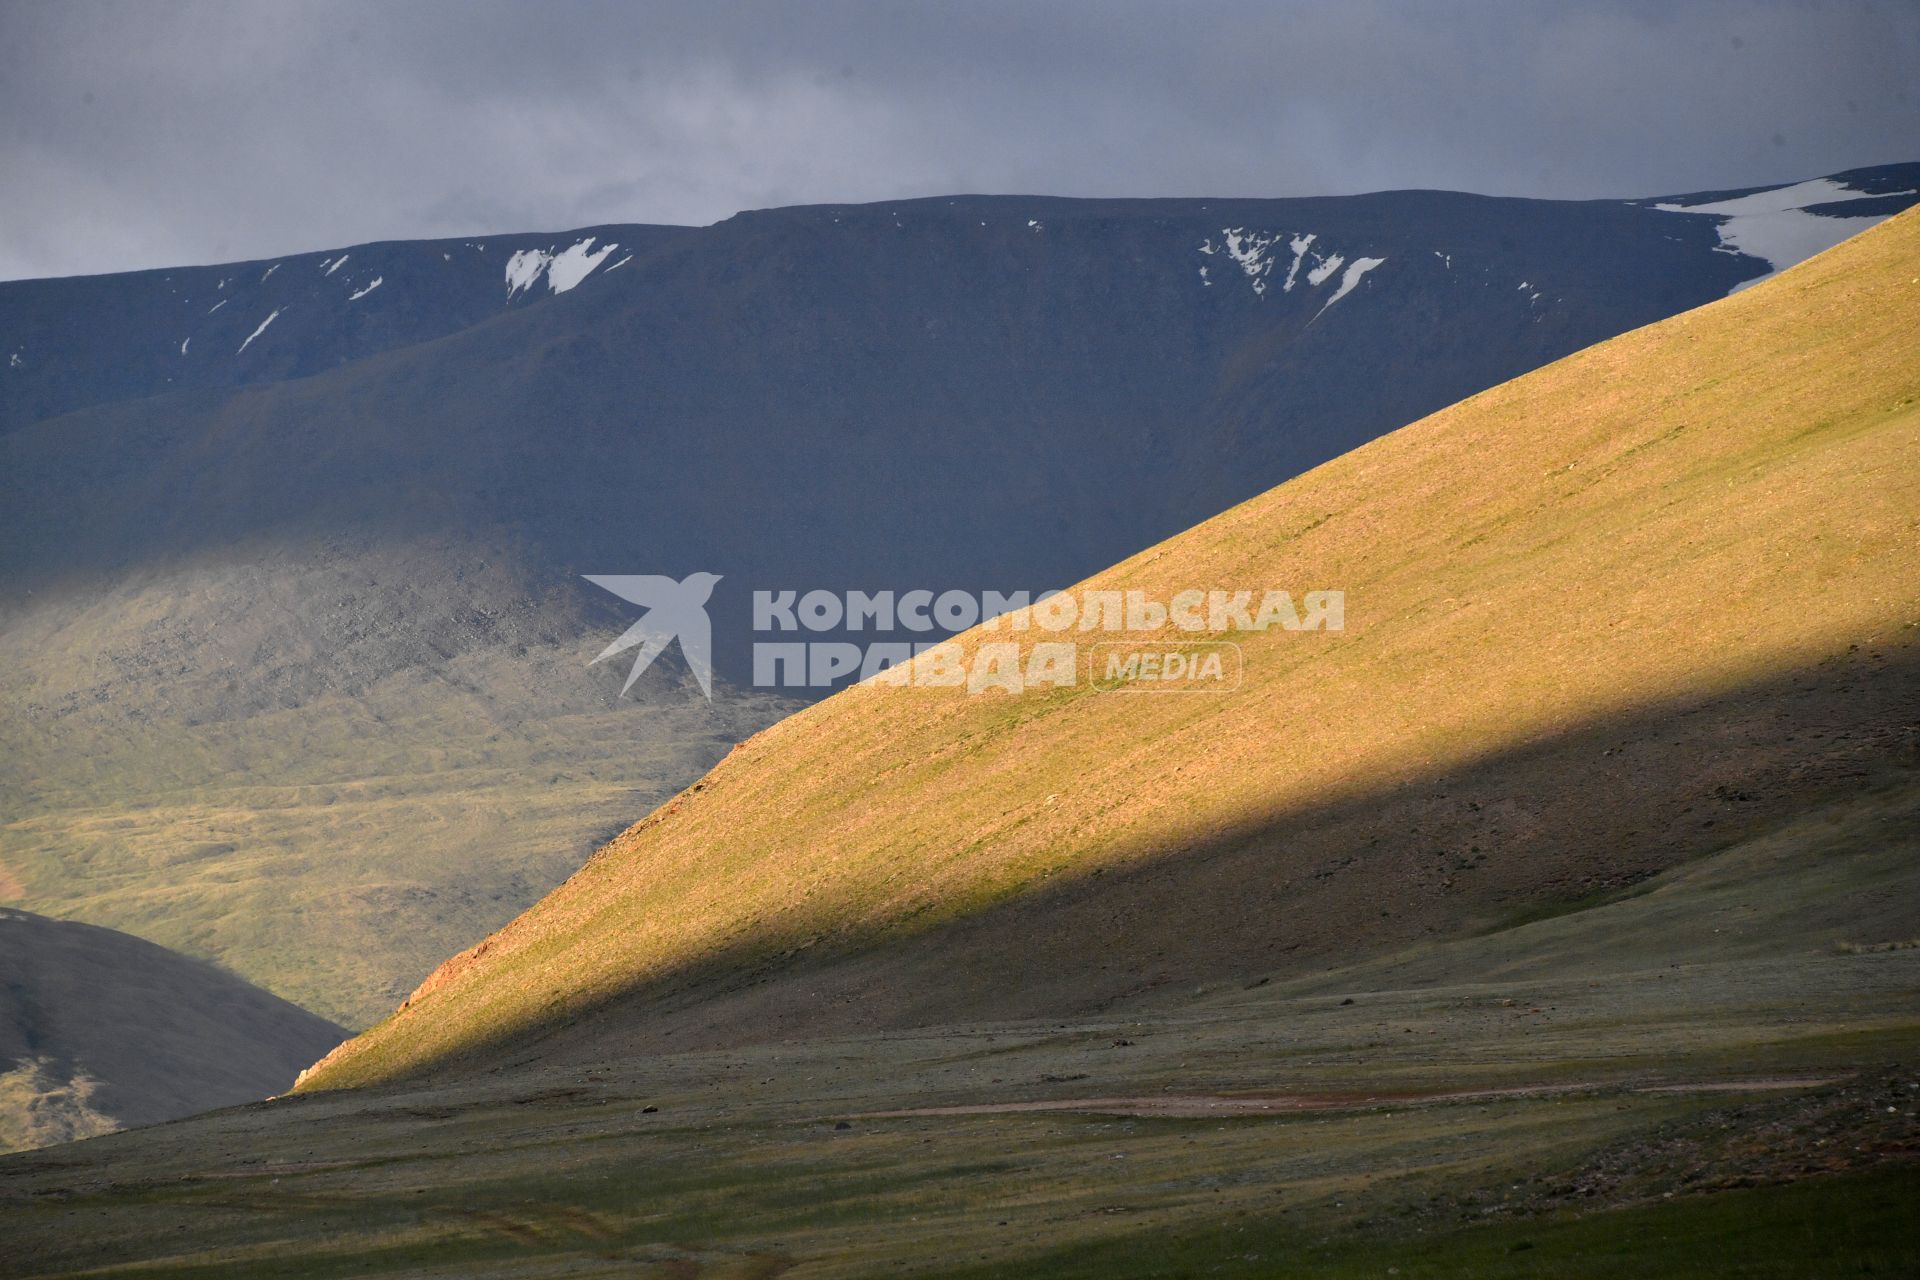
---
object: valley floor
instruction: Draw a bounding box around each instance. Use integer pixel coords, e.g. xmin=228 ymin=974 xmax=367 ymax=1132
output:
xmin=2 ymin=775 xmax=1917 ymax=1277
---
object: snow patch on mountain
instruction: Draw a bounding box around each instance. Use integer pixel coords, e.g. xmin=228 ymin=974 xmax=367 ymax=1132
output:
xmin=1283 ymin=235 xmax=1314 ymax=291
xmin=504 ymin=249 xmax=549 ymax=298
xmin=1216 ymin=228 xmax=1280 ymax=294
xmin=1201 ymin=229 xmax=1386 ymax=310
xmin=324 ymin=255 xmax=349 ymax=277
xmin=1317 ymin=257 xmax=1387 ymax=316
xmin=547 ymin=239 xmax=618 ymax=292
xmin=506 ymin=238 xmax=622 ymax=298
xmin=237 ymin=310 xmax=280 ymax=355
xmin=1651 ymin=177 xmax=1915 ymax=292
xmin=348 ymin=277 xmax=383 ymax=301
xmin=1306 ymin=253 xmax=1344 ymax=287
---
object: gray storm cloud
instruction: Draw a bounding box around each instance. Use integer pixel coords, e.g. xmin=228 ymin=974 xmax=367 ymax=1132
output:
xmin=0 ymin=0 xmax=1915 ymax=281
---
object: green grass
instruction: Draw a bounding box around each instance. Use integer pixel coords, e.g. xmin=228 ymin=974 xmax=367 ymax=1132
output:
xmin=935 ymin=1165 xmax=1920 ymax=1280
xmin=7 ymin=780 xmax=1917 ymax=1272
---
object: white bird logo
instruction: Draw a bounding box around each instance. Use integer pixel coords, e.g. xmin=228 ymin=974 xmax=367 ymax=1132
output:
xmin=582 ymin=572 xmax=723 ymax=699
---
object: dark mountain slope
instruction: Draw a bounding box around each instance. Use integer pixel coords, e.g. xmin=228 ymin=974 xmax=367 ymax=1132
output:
xmin=0 ymin=223 xmax=687 ymax=433
xmin=11 ymin=166 xmax=1918 ymax=681
xmin=0 ymin=907 xmax=344 ymax=1152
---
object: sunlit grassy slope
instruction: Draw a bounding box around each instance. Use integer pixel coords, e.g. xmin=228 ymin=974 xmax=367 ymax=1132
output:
xmin=303 ymin=208 xmax=1920 ymax=1091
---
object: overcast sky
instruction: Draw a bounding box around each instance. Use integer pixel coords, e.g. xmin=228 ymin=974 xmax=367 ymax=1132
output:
xmin=1 ymin=0 xmax=1915 ymax=281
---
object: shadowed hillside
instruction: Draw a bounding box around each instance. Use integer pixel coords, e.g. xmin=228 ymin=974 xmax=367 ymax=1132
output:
xmin=0 ymin=908 xmax=345 ymax=1152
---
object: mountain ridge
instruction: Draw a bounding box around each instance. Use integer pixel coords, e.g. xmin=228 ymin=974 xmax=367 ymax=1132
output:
xmin=9 ymin=164 xmax=1916 ymax=443
xmin=0 ymin=222 xmax=691 ymax=433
